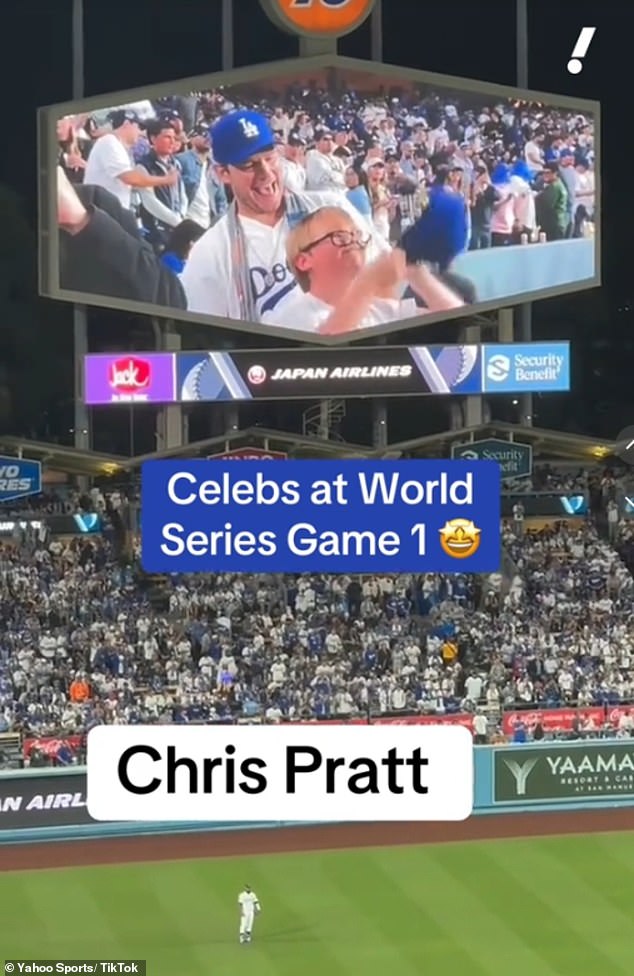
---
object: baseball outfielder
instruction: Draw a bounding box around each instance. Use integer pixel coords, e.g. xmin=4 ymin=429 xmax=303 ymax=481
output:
xmin=238 ymin=885 xmax=261 ymax=944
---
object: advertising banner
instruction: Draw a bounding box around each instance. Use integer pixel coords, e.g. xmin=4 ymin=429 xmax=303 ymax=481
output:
xmin=208 ymin=448 xmax=288 ymax=460
xmin=176 ymin=345 xmax=483 ymax=401
xmin=318 ymin=713 xmax=475 ymax=730
xmin=42 ymin=56 xmax=599 ymax=345
xmin=452 ymin=438 xmax=532 ymax=480
xmin=482 ymin=343 xmax=571 ymax=394
xmin=23 ymin=734 xmax=84 ymax=761
xmin=0 ymin=771 xmax=91 ymax=829
xmin=493 ymin=742 xmax=634 ymax=803
xmin=84 ymin=353 xmax=176 ymax=404
xmin=0 ymin=515 xmax=102 ymax=539
xmin=500 ymin=493 xmax=588 ymax=517
xmin=140 ymin=458 xmax=501 ymax=574
xmin=84 ymin=342 xmax=571 ymax=405
xmin=0 ymin=457 xmax=42 ymax=504
xmin=502 ymin=706 xmax=634 ymax=735
xmin=501 ymin=707 xmax=605 ymax=735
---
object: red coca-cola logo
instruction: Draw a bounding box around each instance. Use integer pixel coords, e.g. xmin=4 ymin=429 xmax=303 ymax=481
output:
xmin=108 ymin=357 xmax=151 ymax=393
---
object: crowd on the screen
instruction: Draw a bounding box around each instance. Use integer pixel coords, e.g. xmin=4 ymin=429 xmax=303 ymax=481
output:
xmin=55 ymin=76 xmax=596 ymax=325
xmin=1 ymin=463 xmax=633 ymax=769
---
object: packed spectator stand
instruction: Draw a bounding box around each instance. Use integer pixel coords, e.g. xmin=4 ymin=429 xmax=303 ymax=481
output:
xmin=1 ymin=462 xmax=633 ymax=770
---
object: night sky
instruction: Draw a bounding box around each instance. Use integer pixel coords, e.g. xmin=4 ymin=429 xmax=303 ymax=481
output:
xmin=0 ymin=0 xmax=629 ymax=454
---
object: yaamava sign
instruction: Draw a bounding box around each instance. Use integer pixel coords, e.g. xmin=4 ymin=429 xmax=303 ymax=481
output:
xmin=494 ymin=742 xmax=634 ymax=803
xmin=451 ymin=438 xmax=532 ymax=480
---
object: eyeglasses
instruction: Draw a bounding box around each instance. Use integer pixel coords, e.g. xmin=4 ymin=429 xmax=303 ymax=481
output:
xmin=300 ymin=229 xmax=371 ymax=253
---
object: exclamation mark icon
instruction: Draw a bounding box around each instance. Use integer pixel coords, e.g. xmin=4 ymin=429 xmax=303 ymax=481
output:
xmin=567 ymin=27 xmax=596 ymax=74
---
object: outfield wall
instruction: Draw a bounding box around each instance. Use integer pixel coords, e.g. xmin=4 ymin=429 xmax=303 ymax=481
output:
xmin=1 ymin=739 xmax=633 ymax=845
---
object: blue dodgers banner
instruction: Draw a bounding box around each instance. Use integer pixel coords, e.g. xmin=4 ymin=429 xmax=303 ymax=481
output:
xmin=140 ymin=459 xmax=501 ymax=574
xmin=0 ymin=456 xmax=42 ymax=503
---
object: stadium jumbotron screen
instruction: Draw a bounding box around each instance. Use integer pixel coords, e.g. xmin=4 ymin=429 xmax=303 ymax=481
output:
xmin=40 ymin=55 xmax=600 ymax=345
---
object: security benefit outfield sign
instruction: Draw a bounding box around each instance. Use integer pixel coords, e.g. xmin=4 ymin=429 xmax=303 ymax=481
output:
xmin=0 ymin=456 xmax=42 ymax=503
xmin=452 ymin=438 xmax=532 ymax=481
xmin=140 ymin=459 xmax=501 ymax=574
xmin=494 ymin=742 xmax=634 ymax=804
xmin=86 ymin=724 xmax=473 ymax=822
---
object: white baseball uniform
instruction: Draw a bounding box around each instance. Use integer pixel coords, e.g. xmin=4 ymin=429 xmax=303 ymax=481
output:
xmin=238 ymin=888 xmax=260 ymax=943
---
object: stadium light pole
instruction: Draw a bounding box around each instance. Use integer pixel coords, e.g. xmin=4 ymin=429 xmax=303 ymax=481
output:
xmin=516 ymin=0 xmax=533 ymax=428
xmin=369 ymin=0 xmax=389 ymax=452
xmin=222 ymin=0 xmax=240 ymax=436
xmin=71 ymin=0 xmax=91 ymax=459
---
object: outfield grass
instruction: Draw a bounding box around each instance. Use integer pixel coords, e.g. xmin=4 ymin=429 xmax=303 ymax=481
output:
xmin=1 ymin=833 xmax=633 ymax=975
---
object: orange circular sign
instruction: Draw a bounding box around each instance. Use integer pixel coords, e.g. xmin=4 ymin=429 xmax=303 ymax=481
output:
xmin=261 ymin=0 xmax=376 ymax=38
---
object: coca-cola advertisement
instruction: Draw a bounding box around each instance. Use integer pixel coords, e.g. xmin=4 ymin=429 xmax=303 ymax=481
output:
xmin=83 ymin=353 xmax=176 ymax=404
xmin=501 ymin=707 xmax=610 ymax=734
xmin=23 ymin=734 xmax=84 ymax=764
xmin=317 ymin=713 xmax=475 ymax=731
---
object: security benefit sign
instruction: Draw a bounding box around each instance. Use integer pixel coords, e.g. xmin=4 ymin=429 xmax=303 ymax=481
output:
xmin=86 ymin=724 xmax=473 ymax=822
xmin=494 ymin=742 xmax=634 ymax=804
xmin=140 ymin=459 xmax=501 ymax=574
xmin=0 ymin=456 xmax=42 ymax=503
xmin=452 ymin=438 xmax=532 ymax=481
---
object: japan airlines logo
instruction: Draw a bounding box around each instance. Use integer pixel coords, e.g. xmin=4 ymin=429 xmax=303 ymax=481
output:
xmin=486 ymin=355 xmax=511 ymax=382
xmin=108 ymin=358 xmax=151 ymax=394
xmin=247 ymin=365 xmax=267 ymax=385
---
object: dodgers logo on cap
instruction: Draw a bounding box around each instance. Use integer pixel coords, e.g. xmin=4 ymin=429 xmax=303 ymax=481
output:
xmin=211 ymin=110 xmax=275 ymax=167
xmin=260 ymin=0 xmax=376 ymax=38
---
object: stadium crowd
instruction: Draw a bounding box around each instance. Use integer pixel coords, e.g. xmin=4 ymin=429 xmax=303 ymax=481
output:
xmin=57 ymin=73 xmax=596 ymax=282
xmin=1 ymin=463 xmax=634 ymax=767
xmin=57 ymin=76 xmax=595 ymax=331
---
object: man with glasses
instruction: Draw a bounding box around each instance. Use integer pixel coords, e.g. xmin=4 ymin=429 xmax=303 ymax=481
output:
xmin=305 ymin=127 xmax=347 ymax=193
xmin=262 ymin=205 xmax=465 ymax=336
xmin=181 ymin=110 xmax=386 ymax=323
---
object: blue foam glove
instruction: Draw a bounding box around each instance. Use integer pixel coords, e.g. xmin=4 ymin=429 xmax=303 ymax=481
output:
xmin=400 ymin=188 xmax=468 ymax=270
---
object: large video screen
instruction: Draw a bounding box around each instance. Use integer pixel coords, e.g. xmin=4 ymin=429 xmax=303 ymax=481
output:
xmin=41 ymin=55 xmax=599 ymax=345
xmin=83 ymin=341 xmax=570 ymax=403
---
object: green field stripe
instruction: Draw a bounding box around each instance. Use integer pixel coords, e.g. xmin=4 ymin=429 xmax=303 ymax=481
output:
xmin=500 ymin=840 xmax=632 ymax=972
xmin=9 ymin=871 xmax=126 ymax=956
xmin=546 ymin=834 xmax=634 ymax=920
xmin=379 ymin=845 xmax=562 ymax=976
xmin=84 ymin=865 xmax=206 ymax=974
xmin=1 ymin=876 xmax=54 ymax=957
xmin=464 ymin=840 xmax=629 ymax=975
xmin=252 ymin=851 xmax=426 ymax=976
xmin=595 ymin=830 xmax=634 ymax=878
xmin=322 ymin=849 xmax=490 ymax=976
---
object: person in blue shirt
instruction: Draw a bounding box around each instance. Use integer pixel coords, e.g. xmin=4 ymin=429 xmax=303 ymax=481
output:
xmin=161 ymin=219 xmax=205 ymax=275
xmin=345 ymin=165 xmax=372 ymax=219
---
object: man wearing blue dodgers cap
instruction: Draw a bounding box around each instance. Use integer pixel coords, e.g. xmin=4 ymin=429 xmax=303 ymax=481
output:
xmin=180 ymin=109 xmax=389 ymax=324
